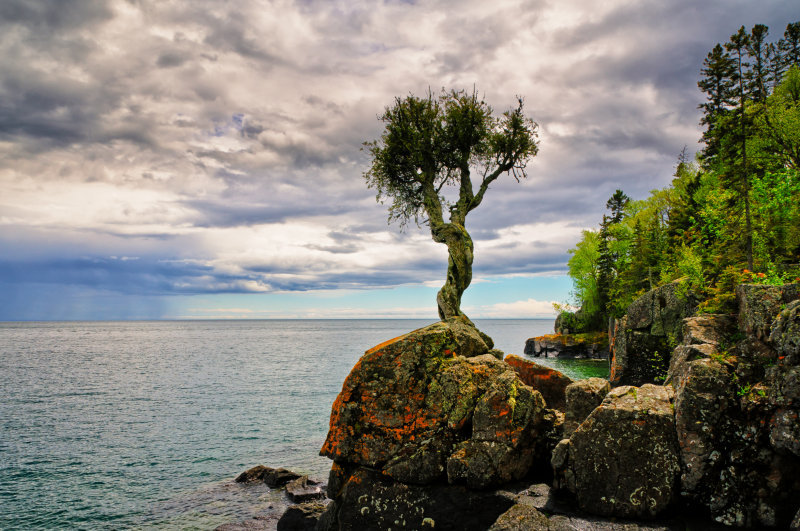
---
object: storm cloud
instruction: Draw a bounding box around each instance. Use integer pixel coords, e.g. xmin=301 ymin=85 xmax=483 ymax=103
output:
xmin=0 ymin=0 xmax=795 ymax=318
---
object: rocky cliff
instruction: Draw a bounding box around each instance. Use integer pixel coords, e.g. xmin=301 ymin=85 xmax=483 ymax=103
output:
xmin=305 ymin=286 xmax=800 ymax=530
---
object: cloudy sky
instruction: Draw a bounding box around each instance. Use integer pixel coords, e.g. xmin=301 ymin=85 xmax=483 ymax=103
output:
xmin=0 ymin=0 xmax=796 ymax=320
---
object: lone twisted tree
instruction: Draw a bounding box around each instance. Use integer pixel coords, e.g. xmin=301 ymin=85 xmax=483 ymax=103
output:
xmin=364 ymin=89 xmax=539 ymax=320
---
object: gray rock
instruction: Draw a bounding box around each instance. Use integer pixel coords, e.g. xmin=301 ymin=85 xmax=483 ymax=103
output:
xmin=564 ymin=378 xmax=610 ymax=434
xmin=737 ymin=283 xmax=800 ymax=341
xmin=285 ymin=476 xmax=325 ymax=503
xmin=554 ymin=384 xmax=680 ymax=519
xmin=609 ymin=281 xmax=698 ymax=386
xmin=277 ymin=502 xmax=328 ymax=531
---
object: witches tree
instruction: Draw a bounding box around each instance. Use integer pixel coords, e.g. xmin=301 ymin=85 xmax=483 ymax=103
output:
xmin=364 ymin=89 xmax=539 ymax=320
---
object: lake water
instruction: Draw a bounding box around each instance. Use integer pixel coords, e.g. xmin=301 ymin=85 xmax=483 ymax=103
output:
xmin=0 ymin=319 xmax=608 ymax=530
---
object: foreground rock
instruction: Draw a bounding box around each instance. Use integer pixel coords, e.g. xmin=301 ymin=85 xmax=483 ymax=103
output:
xmin=320 ymin=320 xmax=553 ymax=489
xmin=524 ymin=331 xmax=608 ymax=359
xmin=553 ymin=384 xmax=680 ymax=519
xmin=277 ymin=502 xmax=328 ymax=531
xmin=318 ymin=319 xmax=564 ymax=529
xmin=609 ymin=280 xmax=697 ymax=386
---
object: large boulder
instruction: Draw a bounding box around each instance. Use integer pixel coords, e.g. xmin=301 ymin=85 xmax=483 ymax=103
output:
xmin=320 ymin=321 xmax=550 ymax=492
xmin=504 ymin=354 xmax=573 ymax=410
xmin=563 ymin=377 xmax=610 ymax=435
xmin=524 ymin=331 xmax=608 ymax=359
xmin=610 ymin=281 xmax=697 ymax=386
xmin=553 ymin=384 xmax=680 ymax=519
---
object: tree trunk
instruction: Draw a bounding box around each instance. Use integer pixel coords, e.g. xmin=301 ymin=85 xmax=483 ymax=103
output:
xmin=434 ymin=224 xmax=474 ymax=320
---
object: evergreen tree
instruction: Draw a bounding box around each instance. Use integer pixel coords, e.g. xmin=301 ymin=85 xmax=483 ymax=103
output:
xmin=724 ymin=25 xmax=755 ymax=270
xmin=781 ymin=22 xmax=800 ymax=68
xmin=698 ymin=44 xmax=736 ymax=160
xmin=747 ymin=24 xmax=771 ymax=102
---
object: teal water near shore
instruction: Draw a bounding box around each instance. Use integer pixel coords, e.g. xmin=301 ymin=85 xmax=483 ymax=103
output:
xmin=0 ymin=319 xmax=607 ymax=530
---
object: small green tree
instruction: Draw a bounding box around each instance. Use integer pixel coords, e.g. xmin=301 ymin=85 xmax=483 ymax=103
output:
xmin=364 ymin=89 xmax=539 ymax=320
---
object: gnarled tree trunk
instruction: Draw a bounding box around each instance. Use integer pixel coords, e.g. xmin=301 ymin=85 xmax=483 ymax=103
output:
xmin=433 ymin=223 xmax=473 ymax=320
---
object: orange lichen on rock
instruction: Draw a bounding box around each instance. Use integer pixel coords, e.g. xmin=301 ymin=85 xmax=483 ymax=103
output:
xmin=505 ymin=354 xmax=573 ymax=411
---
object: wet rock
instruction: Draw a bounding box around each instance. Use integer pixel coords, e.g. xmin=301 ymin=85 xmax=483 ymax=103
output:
xmin=563 ymin=378 xmax=610 ymax=434
xmin=505 ymin=354 xmax=573 ymax=410
xmin=235 ymin=465 xmax=271 ymax=483
xmin=265 ymin=468 xmax=304 ymax=488
xmin=737 ymin=283 xmax=800 ymax=341
xmin=609 ymin=281 xmax=697 ymax=386
xmin=554 ymin=384 xmax=680 ymax=519
xmin=524 ymin=332 xmax=609 ymax=359
xmin=235 ymin=465 xmax=303 ymax=488
xmin=277 ymin=501 xmax=328 ymax=531
xmin=285 ymin=476 xmax=325 ymax=503
xmin=319 ymin=466 xmax=516 ymax=531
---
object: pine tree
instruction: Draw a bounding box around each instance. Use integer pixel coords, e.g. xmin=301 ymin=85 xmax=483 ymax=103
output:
xmin=781 ymin=22 xmax=800 ymax=68
xmin=698 ymin=44 xmax=736 ymax=160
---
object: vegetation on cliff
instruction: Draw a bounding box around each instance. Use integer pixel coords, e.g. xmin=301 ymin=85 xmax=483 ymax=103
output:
xmin=564 ymin=21 xmax=800 ymax=330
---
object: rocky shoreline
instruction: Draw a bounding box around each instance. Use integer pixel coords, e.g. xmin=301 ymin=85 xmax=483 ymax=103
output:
xmin=224 ymin=282 xmax=800 ymax=530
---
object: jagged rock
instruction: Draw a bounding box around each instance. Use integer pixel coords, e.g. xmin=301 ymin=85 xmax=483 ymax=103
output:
xmin=609 ymin=281 xmax=697 ymax=386
xmin=670 ymin=357 xmax=735 ymax=494
xmin=666 ymin=301 xmax=800 ymax=528
xmin=318 ymin=466 xmax=516 ymax=531
xmin=320 ymin=322 xmax=548 ymax=488
xmin=505 ymin=354 xmax=573 ymax=410
xmin=563 ymin=378 xmax=610 ymax=434
xmin=234 ymin=465 xmax=303 ymax=487
xmin=265 ymin=468 xmax=304 ymax=488
xmin=737 ymin=283 xmax=800 ymax=341
xmin=524 ymin=332 xmax=608 ymax=359
xmin=285 ymin=476 xmax=325 ymax=503
xmin=445 ymin=361 xmax=546 ymax=488
xmin=277 ymin=502 xmax=328 ymax=531
xmin=553 ymin=385 xmax=680 ymax=519
xmin=682 ymin=314 xmax=737 ymax=346
xmin=235 ymin=465 xmax=270 ymax=483
xmin=770 ymin=299 xmax=800 ymax=364
xmin=792 ymin=508 xmax=800 ymax=530
xmin=488 ymin=503 xmax=550 ymax=530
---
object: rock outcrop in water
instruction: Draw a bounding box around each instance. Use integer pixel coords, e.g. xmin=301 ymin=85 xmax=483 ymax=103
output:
xmin=308 ymin=284 xmax=800 ymax=530
xmin=524 ymin=331 xmax=609 ymax=359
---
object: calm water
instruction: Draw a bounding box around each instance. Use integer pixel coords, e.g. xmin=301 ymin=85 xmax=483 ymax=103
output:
xmin=0 ymin=319 xmax=607 ymax=530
